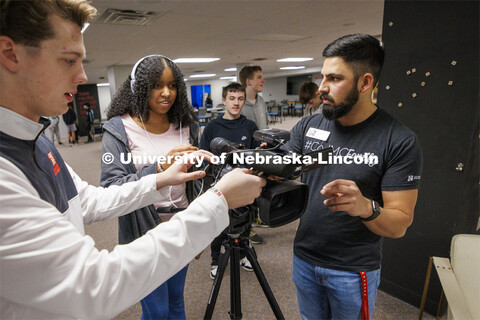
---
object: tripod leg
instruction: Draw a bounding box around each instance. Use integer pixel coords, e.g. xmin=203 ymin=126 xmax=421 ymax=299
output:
xmin=229 ymin=243 xmax=243 ymax=320
xmin=244 ymin=245 xmax=285 ymax=320
xmin=204 ymin=245 xmax=231 ymax=320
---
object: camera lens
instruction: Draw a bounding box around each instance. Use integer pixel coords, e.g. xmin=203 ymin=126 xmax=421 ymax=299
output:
xmin=270 ymin=193 xmax=287 ymax=209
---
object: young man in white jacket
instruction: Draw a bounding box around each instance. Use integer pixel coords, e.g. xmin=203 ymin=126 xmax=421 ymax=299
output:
xmin=0 ymin=1 xmax=265 ymax=319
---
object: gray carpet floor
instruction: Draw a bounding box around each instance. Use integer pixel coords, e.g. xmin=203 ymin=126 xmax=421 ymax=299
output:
xmin=56 ymin=115 xmax=434 ymax=320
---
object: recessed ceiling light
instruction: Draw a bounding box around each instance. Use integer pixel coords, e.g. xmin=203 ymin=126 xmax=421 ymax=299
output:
xmin=190 ymin=74 xmax=216 ymax=78
xmin=173 ymin=58 xmax=220 ymax=63
xmin=277 ymin=58 xmax=313 ymax=62
xmin=224 ymin=68 xmax=237 ymax=72
xmin=220 ymin=76 xmax=237 ymax=80
xmin=96 ymin=82 xmax=110 ymax=86
xmin=280 ymin=66 xmax=305 ymax=70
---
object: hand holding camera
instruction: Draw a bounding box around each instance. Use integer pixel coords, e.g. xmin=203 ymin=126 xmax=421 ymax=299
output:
xmin=214 ymin=168 xmax=266 ymax=209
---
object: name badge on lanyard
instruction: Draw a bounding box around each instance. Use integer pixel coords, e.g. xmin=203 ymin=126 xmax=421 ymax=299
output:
xmin=306 ymin=127 xmax=330 ymax=141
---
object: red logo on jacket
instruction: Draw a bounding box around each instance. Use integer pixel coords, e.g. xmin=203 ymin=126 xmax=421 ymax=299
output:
xmin=47 ymin=152 xmax=60 ymax=175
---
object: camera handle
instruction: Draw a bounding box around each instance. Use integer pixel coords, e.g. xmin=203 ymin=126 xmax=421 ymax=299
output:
xmin=204 ymin=234 xmax=285 ymax=320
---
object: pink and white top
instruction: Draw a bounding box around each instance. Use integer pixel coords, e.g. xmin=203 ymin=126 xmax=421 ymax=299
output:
xmin=121 ymin=114 xmax=190 ymax=209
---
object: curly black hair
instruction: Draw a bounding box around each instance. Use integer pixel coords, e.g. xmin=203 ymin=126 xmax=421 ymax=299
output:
xmin=106 ymin=55 xmax=197 ymax=128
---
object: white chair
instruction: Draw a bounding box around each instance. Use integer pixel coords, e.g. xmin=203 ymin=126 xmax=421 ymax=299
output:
xmin=419 ymin=234 xmax=480 ymax=320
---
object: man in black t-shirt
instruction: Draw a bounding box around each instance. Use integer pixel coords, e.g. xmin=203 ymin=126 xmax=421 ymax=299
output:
xmin=284 ymin=34 xmax=423 ymax=319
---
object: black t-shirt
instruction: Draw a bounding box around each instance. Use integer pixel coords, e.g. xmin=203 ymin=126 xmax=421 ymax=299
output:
xmin=284 ymin=107 xmax=423 ymax=272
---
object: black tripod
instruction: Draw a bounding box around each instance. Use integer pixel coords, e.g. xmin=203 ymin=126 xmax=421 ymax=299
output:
xmin=203 ymin=233 xmax=285 ymax=320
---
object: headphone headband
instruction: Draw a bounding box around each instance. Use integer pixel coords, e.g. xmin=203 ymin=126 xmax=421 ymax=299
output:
xmin=130 ymin=54 xmax=173 ymax=93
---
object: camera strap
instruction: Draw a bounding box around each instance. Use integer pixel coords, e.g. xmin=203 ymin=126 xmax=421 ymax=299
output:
xmin=360 ymin=271 xmax=369 ymax=320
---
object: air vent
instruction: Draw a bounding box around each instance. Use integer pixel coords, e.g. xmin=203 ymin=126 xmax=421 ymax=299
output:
xmin=252 ymin=58 xmax=268 ymax=61
xmin=98 ymin=9 xmax=158 ymax=26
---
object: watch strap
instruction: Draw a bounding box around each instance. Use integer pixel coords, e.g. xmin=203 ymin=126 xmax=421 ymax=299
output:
xmin=360 ymin=200 xmax=381 ymax=221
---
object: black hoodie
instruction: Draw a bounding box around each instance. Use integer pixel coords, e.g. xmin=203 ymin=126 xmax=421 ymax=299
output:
xmin=199 ymin=115 xmax=259 ymax=153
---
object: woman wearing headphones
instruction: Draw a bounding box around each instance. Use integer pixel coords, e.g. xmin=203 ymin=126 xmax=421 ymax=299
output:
xmin=100 ymin=55 xmax=199 ymax=319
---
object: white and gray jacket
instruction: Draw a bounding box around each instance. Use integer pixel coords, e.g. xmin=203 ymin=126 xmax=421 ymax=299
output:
xmin=0 ymin=106 xmax=228 ymax=319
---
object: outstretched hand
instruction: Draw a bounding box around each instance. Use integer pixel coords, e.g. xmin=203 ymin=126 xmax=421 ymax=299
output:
xmin=156 ymin=150 xmax=214 ymax=189
xmin=161 ymin=144 xmax=199 ymax=171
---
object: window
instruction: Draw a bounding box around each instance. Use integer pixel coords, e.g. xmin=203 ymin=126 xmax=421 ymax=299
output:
xmin=190 ymin=84 xmax=211 ymax=108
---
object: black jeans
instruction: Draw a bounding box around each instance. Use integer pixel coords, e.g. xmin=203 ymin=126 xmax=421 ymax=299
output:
xmin=86 ymin=123 xmax=93 ymax=141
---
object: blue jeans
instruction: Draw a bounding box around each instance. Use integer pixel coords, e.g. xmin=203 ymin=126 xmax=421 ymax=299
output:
xmin=140 ymin=265 xmax=189 ymax=320
xmin=292 ymin=254 xmax=380 ymax=320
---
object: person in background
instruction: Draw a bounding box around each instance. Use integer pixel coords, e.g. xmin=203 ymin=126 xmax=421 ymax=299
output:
xmin=83 ymin=102 xmax=94 ymax=143
xmin=62 ymin=102 xmax=77 ymax=146
xmin=101 ymin=54 xmax=201 ymax=320
xmin=0 ymin=1 xmax=266 ymax=319
xmin=238 ymin=65 xmax=270 ymax=229
xmin=46 ymin=115 xmax=63 ymax=145
xmin=299 ymin=81 xmax=322 ymax=114
xmin=205 ymin=93 xmax=213 ymax=107
xmin=199 ymin=82 xmax=262 ymax=279
xmin=283 ymin=34 xmax=423 ymax=319
xmin=239 ymin=65 xmax=268 ymax=130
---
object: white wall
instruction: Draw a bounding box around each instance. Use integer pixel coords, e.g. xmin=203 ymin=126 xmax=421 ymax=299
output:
xmin=312 ymin=72 xmax=323 ymax=86
xmin=262 ymin=72 xmax=323 ymax=104
xmin=262 ymin=77 xmax=297 ymax=103
xmin=97 ymin=85 xmax=112 ymax=121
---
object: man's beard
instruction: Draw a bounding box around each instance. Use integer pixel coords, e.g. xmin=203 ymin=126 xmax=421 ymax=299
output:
xmin=321 ymin=86 xmax=359 ymax=120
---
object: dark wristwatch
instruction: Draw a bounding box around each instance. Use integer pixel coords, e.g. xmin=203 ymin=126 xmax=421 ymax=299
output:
xmin=360 ymin=200 xmax=381 ymax=221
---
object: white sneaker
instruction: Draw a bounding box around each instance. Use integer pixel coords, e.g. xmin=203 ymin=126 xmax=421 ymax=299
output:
xmin=240 ymin=257 xmax=253 ymax=272
xmin=210 ymin=265 xmax=218 ymax=280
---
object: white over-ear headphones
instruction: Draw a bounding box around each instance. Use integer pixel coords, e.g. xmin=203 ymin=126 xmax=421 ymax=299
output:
xmin=130 ymin=54 xmax=173 ymax=93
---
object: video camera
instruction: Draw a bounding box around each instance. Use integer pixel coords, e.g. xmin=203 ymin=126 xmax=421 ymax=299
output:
xmin=204 ymin=128 xmax=332 ymax=234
